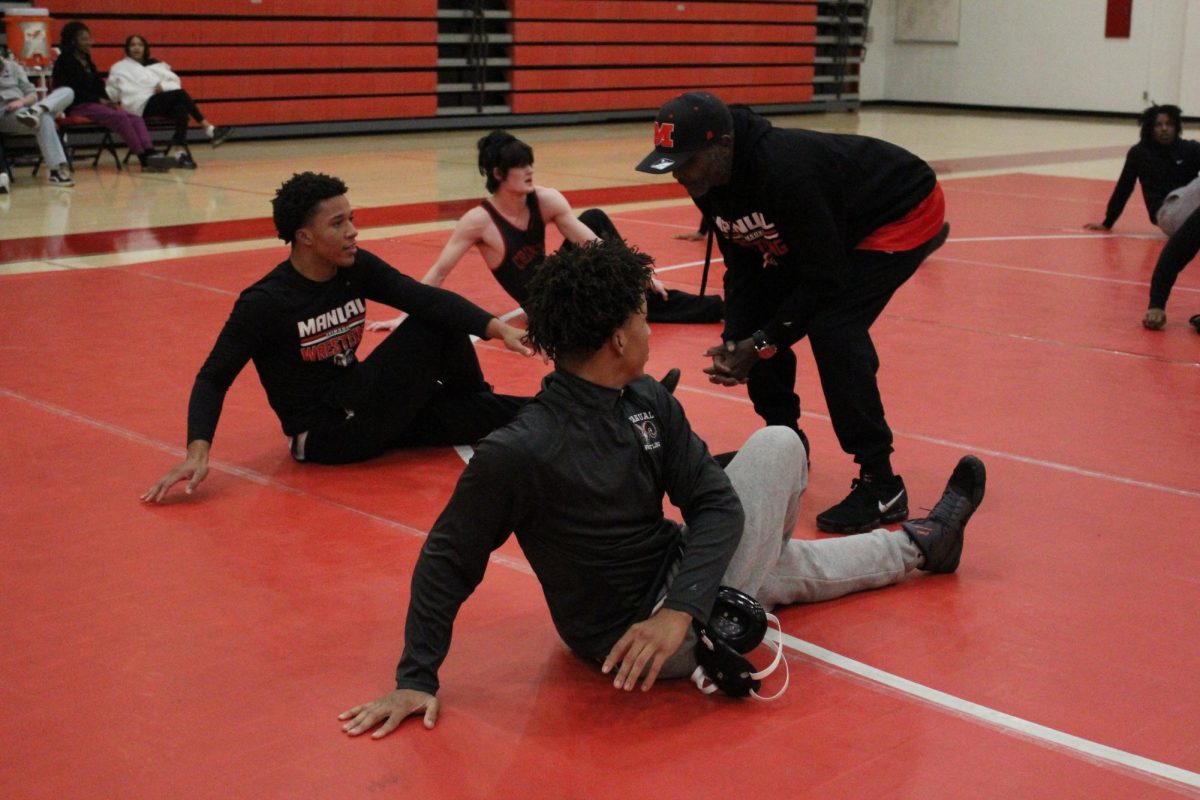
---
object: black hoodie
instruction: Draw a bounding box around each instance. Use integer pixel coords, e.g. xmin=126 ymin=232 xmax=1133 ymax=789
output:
xmin=1101 ymin=138 xmax=1200 ymax=228
xmin=694 ymin=108 xmax=936 ymax=342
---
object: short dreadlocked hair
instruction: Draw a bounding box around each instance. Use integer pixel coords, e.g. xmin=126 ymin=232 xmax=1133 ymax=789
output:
xmin=1139 ymin=104 xmax=1182 ymax=145
xmin=272 ymin=172 xmax=348 ymax=244
xmin=524 ymin=239 xmax=653 ymax=363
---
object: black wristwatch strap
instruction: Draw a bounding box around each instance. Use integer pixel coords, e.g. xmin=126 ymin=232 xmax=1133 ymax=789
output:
xmin=751 ymin=330 xmax=777 ymax=359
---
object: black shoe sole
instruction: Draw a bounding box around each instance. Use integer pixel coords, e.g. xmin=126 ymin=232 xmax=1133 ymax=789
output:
xmin=660 ymin=368 xmax=681 ymax=395
xmin=816 ymin=506 xmax=909 ymax=534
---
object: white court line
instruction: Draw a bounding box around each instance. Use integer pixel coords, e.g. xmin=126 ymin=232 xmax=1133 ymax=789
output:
xmin=4 ymin=384 xmax=1198 ymax=793
xmin=935 ymin=253 xmax=1200 ymax=296
xmin=0 ymin=386 xmax=531 ymax=574
xmin=678 ymin=383 xmax=1200 ymax=498
xmin=773 ymin=630 xmax=1200 ymax=793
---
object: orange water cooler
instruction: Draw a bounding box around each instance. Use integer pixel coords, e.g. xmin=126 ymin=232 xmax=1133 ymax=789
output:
xmin=5 ymin=8 xmax=52 ymax=67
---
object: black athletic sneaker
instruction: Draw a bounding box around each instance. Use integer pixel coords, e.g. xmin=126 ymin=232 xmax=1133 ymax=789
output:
xmin=210 ymin=126 xmax=234 ymax=148
xmin=902 ymin=455 xmax=986 ymax=574
xmin=659 ymin=368 xmax=681 ymax=395
xmin=817 ymin=472 xmax=908 ymax=533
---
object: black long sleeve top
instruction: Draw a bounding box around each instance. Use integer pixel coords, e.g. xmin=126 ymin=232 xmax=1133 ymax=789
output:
xmin=186 ymin=249 xmax=495 ymax=443
xmin=394 ymin=368 xmax=744 ymax=695
xmin=693 ymin=108 xmax=937 ymax=342
xmin=1102 ymin=139 xmax=1200 ymax=228
xmin=51 ymin=51 xmax=107 ymax=106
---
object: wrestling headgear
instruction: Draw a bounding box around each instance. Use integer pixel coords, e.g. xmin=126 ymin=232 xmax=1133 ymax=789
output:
xmin=691 ymin=586 xmax=789 ymax=701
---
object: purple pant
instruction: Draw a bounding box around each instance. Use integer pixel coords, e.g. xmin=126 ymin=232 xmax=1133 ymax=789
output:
xmin=69 ymin=102 xmax=153 ymax=154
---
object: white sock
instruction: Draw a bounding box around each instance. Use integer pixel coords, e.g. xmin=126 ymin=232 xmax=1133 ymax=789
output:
xmin=204 ymin=124 xmax=216 ymax=137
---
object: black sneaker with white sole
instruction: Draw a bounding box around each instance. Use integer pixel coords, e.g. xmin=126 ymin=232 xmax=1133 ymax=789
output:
xmin=49 ymin=169 xmax=75 ymax=187
xmin=903 ymin=455 xmax=986 ymax=574
xmin=817 ymin=472 xmax=908 ymax=533
xmin=659 ymin=368 xmax=680 ymax=395
xmin=210 ymin=126 xmax=234 ymax=148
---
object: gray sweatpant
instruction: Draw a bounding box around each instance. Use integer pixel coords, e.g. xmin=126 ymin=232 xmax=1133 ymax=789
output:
xmin=660 ymin=426 xmax=921 ymax=678
xmin=1158 ymin=175 xmax=1200 ymax=237
xmin=0 ymin=86 xmax=72 ymax=173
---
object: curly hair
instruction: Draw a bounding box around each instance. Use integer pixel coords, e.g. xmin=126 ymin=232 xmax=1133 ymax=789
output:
xmin=271 ymin=172 xmax=348 ymax=244
xmin=524 ymin=240 xmax=653 ymax=363
xmin=1139 ymin=104 xmax=1182 ymax=144
xmin=58 ymin=21 xmax=89 ymax=55
xmin=478 ymin=130 xmax=534 ymax=193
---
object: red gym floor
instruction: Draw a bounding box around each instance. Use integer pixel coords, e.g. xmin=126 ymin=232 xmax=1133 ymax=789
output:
xmin=1 ymin=173 xmax=1198 ymax=799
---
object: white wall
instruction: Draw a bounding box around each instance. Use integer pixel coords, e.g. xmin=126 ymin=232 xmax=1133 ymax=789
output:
xmin=861 ymin=0 xmax=1200 ymax=114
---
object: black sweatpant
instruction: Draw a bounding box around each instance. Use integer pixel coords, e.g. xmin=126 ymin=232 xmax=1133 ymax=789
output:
xmin=738 ymin=228 xmax=946 ymax=471
xmin=142 ymin=89 xmax=204 ymax=144
xmin=574 ymin=208 xmax=725 ymax=324
xmin=301 ymin=318 xmax=525 ymax=464
xmin=1149 ymin=204 xmax=1200 ymax=310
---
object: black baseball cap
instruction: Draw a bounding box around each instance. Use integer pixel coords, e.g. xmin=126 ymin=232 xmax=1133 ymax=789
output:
xmin=635 ymin=92 xmax=733 ymax=174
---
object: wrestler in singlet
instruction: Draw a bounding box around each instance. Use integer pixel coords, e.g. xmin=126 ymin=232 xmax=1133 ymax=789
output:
xmin=480 ymin=192 xmax=547 ymax=303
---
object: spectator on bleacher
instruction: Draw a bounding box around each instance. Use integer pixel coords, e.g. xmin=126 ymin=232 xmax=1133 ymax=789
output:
xmin=106 ymin=35 xmax=233 ymax=168
xmin=369 ymin=130 xmax=723 ymax=332
xmin=1 ymin=55 xmax=75 ymax=186
xmin=1085 ymin=105 xmax=1200 ymax=235
xmin=50 ymin=21 xmax=174 ymax=172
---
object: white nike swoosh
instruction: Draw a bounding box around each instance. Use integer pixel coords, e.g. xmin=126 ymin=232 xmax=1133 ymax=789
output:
xmin=878 ymin=489 xmax=905 ymax=514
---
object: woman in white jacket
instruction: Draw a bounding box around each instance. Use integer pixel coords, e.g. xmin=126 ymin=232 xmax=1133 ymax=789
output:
xmin=106 ymin=35 xmax=232 ymax=167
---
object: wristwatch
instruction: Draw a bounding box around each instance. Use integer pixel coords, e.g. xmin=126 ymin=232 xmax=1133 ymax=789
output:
xmin=751 ymin=330 xmax=777 ymax=359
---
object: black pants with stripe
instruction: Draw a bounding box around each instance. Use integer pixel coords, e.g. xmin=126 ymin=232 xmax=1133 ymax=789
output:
xmin=737 ymin=228 xmax=947 ymax=473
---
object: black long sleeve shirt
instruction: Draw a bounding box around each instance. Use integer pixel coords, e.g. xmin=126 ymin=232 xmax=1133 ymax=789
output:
xmin=694 ymin=108 xmax=937 ymax=342
xmin=186 ymin=249 xmax=495 ymax=443
xmin=394 ymin=368 xmax=744 ymax=695
xmin=1102 ymin=139 xmax=1200 ymax=228
xmin=51 ymin=51 xmax=107 ymax=106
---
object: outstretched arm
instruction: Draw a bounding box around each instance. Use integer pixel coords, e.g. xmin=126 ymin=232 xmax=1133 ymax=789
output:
xmin=1088 ymin=150 xmax=1139 ymax=230
xmin=341 ymin=438 xmax=524 ymax=737
xmin=367 ymin=212 xmax=486 ymax=332
xmin=541 ymin=188 xmax=599 ymax=247
xmin=141 ymin=299 xmax=255 ymax=502
xmin=541 ymin=188 xmax=668 ymax=298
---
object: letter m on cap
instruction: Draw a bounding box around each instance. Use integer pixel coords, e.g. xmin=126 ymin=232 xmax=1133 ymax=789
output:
xmin=654 ymin=122 xmax=675 ymax=148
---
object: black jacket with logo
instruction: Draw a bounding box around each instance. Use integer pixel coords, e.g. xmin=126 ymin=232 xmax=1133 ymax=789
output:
xmin=394 ymin=368 xmax=744 ymax=695
xmin=693 ymin=107 xmax=936 ymax=342
xmin=186 ymin=249 xmax=495 ymax=443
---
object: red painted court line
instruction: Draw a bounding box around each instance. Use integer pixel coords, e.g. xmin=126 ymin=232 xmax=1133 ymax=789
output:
xmin=0 ymin=183 xmax=688 ymax=266
xmin=1 ymin=144 xmax=1136 ymax=266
